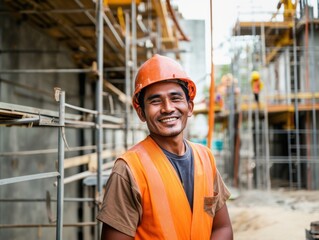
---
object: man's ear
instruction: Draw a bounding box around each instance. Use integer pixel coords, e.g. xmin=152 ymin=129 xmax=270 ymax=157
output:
xmin=136 ymin=106 xmax=146 ymax=122
xmin=188 ymin=100 xmax=194 ymax=117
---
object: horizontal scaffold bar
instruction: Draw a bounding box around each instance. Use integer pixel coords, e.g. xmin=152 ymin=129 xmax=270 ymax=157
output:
xmin=0 ymin=172 xmax=60 ymax=185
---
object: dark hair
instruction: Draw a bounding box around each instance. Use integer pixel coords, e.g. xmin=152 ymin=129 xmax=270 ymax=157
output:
xmin=137 ymin=80 xmax=190 ymax=110
xmin=137 ymin=87 xmax=146 ymax=110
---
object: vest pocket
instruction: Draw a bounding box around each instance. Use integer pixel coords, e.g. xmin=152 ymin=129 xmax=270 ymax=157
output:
xmin=204 ymin=192 xmax=219 ymax=217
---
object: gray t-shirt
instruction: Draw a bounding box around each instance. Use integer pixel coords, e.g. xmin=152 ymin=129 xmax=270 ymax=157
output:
xmin=161 ymin=141 xmax=194 ymax=209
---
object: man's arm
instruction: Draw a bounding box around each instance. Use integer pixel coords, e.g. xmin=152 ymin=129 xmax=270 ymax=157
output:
xmin=210 ymin=204 xmax=233 ymax=240
xmin=101 ymin=223 xmax=134 ymax=240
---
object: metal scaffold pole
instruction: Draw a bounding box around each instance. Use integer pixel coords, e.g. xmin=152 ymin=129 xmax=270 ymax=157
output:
xmin=207 ymin=0 xmax=215 ymax=149
xmin=292 ymin=15 xmax=301 ymax=189
xmin=56 ymin=90 xmax=65 ymax=240
xmin=308 ymin=1 xmax=318 ymax=189
xmin=310 ymin=6 xmax=318 ymax=185
xmin=131 ymin=0 xmax=137 ymax=144
xmin=96 ymin=1 xmax=104 ymax=238
xmin=261 ymin=23 xmax=271 ymax=191
xmin=255 ymin=108 xmax=260 ymax=189
xmin=96 ymin=0 xmax=104 ymax=196
xmin=125 ymin=11 xmax=131 ymax=150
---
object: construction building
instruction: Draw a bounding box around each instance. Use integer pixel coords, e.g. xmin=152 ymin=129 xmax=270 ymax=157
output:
xmin=194 ymin=0 xmax=319 ymax=191
xmin=1 ymin=0 xmax=319 ymax=239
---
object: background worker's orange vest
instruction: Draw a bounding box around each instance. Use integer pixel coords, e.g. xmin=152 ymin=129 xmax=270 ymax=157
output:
xmin=251 ymin=79 xmax=264 ymax=94
xmin=119 ymin=136 xmax=216 ymax=240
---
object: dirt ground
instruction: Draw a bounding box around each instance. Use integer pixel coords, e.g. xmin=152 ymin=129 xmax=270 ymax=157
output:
xmin=227 ymin=189 xmax=319 ymax=240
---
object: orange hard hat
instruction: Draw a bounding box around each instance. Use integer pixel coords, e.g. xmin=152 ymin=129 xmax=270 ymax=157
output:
xmin=132 ymin=54 xmax=196 ymax=110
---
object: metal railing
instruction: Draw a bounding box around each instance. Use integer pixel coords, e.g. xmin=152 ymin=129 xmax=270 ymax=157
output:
xmin=0 ymin=87 xmax=126 ymax=239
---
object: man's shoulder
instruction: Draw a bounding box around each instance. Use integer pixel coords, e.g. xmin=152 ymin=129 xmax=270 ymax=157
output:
xmin=116 ymin=138 xmax=149 ymax=166
xmin=126 ymin=136 xmax=153 ymax=152
xmin=187 ymin=140 xmax=211 ymax=152
xmin=187 ymin=140 xmax=215 ymax=162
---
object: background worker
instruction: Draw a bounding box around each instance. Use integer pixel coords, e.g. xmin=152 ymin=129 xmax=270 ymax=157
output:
xmin=250 ymin=71 xmax=263 ymax=107
xmin=276 ymin=0 xmax=296 ymax=21
xmin=97 ymin=54 xmax=233 ymax=240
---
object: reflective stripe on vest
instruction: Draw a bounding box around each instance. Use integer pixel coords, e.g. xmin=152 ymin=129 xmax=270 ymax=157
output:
xmin=120 ymin=136 xmax=215 ymax=239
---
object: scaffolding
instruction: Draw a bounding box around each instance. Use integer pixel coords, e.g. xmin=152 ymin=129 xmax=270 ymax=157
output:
xmin=203 ymin=0 xmax=319 ymax=190
xmin=0 ymin=0 xmax=190 ymax=239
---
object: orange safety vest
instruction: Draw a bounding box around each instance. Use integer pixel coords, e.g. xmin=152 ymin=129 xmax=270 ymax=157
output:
xmin=118 ymin=136 xmax=216 ymax=240
xmin=252 ymin=80 xmax=260 ymax=94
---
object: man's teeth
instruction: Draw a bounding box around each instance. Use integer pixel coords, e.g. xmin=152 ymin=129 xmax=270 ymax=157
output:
xmin=161 ymin=117 xmax=177 ymax=123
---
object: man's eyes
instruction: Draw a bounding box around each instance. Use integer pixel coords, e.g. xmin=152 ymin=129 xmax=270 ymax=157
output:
xmin=150 ymin=98 xmax=183 ymax=104
xmin=149 ymin=99 xmax=161 ymax=104
xmin=171 ymin=96 xmax=183 ymax=101
xmin=148 ymin=95 xmax=184 ymax=104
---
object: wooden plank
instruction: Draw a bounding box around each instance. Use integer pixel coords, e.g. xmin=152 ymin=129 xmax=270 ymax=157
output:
xmin=63 ymin=148 xmax=125 ymax=170
xmin=0 ymin=109 xmax=28 ymax=120
xmin=106 ymin=0 xmax=141 ymax=5
xmin=151 ymin=0 xmax=172 ymax=44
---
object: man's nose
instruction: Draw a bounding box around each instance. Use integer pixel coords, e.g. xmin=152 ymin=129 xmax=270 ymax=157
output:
xmin=160 ymin=99 xmax=174 ymax=113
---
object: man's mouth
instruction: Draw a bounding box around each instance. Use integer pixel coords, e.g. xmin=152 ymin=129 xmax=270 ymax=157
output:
xmin=159 ymin=117 xmax=178 ymax=123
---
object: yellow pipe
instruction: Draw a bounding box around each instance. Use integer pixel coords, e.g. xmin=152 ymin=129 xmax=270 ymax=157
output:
xmin=117 ymin=7 xmax=125 ymax=35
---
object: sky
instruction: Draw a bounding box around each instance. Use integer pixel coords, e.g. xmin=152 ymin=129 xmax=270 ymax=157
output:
xmin=175 ymin=0 xmax=280 ymax=64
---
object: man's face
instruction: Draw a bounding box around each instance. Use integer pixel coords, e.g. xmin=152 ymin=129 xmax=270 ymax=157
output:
xmin=136 ymin=81 xmax=194 ymax=138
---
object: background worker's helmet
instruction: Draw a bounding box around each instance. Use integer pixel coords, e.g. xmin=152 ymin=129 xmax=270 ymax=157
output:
xmin=132 ymin=54 xmax=196 ymax=110
xmin=250 ymin=71 xmax=260 ymax=81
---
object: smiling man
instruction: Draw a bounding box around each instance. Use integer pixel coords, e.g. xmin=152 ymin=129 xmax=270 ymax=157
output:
xmin=97 ymin=54 xmax=233 ymax=240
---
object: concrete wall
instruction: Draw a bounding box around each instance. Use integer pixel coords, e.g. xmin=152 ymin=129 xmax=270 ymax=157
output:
xmin=180 ymin=19 xmax=208 ymax=104
xmin=0 ymin=4 xmax=97 ymax=239
xmin=179 ymin=19 xmax=208 ymax=139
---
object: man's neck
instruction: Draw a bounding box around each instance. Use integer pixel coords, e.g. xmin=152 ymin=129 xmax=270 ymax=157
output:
xmin=149 ymin=134 xmax=186 ymax=156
